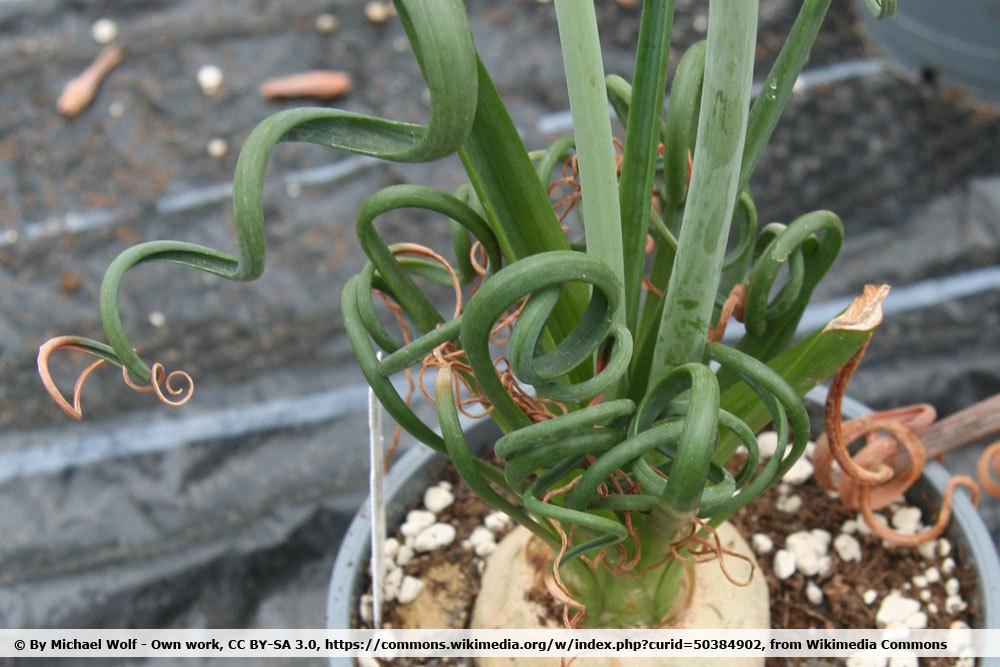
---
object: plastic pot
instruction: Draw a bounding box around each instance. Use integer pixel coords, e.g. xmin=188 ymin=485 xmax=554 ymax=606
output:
xmin=858 ymin=0 xmax=1000 ymax=104
xmin=326 ymin=388 xmax=1000 ymax=666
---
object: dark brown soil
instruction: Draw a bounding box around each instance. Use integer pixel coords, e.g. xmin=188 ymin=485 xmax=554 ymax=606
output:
xmin=357 ymin=460 xmax=980 ymax=667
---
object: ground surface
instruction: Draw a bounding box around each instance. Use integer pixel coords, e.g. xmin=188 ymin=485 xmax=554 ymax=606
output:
xmin=0 ymin=0 xmax=998 ymax=662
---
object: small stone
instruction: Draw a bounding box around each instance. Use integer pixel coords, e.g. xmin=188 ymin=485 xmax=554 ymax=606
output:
xmin=412 ymin=523 xmax=456 ymax=552
xmin=315 ymin=13 xmax=339 ymax=33
xmin=924 ymin=567 xmax=940 ymax=583
xmin=423 ymin=485 xmax=455 ymax=514
xmin=917 ymin=540 xmax=938 ymax=560
xmin=841 ymin=519 xmax=858 ymax=535
xmin=817 ymin=555 xmax=833 ymax=578
xmin=775 ymin=494 xmax=802 ymax=513
xmin=756 ymin=431 xmax=779 ymax=458
xmin=751 ymin=533 xmax=773 ymax=555
xmin=945 ymin=578 xmax=960 ymax=596
xmin=207 ymin=138 xmax=228 ymax=159
xmin=782 ymin=457 xmax=814 ymax=485
xmin=863 ymin=589 xmax=878 ymax=605
xmin=397 ymin=575 xmax=424 ymax=604
xmin=383 ymin=567 xmax=403 ymax=601
xmin=91 ymin=18 xmax=118 ymax=44
xmin=805 ymin=581 xmax=823 ymax=605
xmin=945 ymin=595 xmax=967 ymax=614
xmin=927 ymin=603 xmax=938 ymax=615
xmin=365 ymin=2 xmax=392 ymax=23
xmin=148 ymin=311 xmax=166 ymax=328
xmin=876 ymin=592 xmax=923 ymax=628
xmin=919 ymin=590 xmax=931 ymax=601
xmin=439 ymin=481 xmax=452 ymax=490
xmin=810 ymin=529 xmax=832 ymax=546
xmin=197 ymin=65 xmax=224 ymax=95
xmin=786 ymin=530 xmax=828 ymax=577
xmin=856 ymin=513 xmax=881 ymax=535
xmin=773 ymin=549 xmax=796 ymax=580
xmin=484 ymin=511 xmax=512 ymax=533
xmin=400 ymin=510 xmax=436 ymax=537
xmin=395 ymin=545 xmax=414 ymax=566
xmin=891 ymin=507 xmax=922 ymax=534
xmin=942 ymin=557 xmax=956 ymax=574
xmin=383 ymin=538 xmax=399 ymax=560
xmin=912 ymin=575 xmax=928 ymax=588
xmin=938 ymin=539 xmax=952 ymax=558
xmin=950 ymin=620 xmax=970 ymax=630
xmin=468 ymin=526 xmax=497 ymax=557
xmin=834 ymin=534 xmax=862 ymax=562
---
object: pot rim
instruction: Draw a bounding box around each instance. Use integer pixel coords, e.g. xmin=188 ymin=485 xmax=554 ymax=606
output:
xmin=326 ymin=387 xmax=1000 ymax=664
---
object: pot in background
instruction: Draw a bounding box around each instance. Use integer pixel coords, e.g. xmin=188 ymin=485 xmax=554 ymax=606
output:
xmin=858 ymin=0 xmax=1000 ymax=105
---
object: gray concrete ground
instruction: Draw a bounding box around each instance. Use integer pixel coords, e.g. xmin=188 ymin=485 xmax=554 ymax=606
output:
xmin=0 ymin=0 xmax=998 ymax=651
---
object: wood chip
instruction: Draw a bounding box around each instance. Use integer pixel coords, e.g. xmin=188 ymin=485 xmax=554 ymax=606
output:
xmin=259 ymin=71 xmax=352 ymax=101
xmin=57 ymin=46 xmax=123 ymax=118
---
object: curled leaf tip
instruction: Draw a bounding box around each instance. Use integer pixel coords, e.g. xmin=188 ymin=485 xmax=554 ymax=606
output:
xmin=865 ymin=0 xmax=897 ymax=19
xmin=824 ymin=283 xmax=890 ymax=333
xmin=37 ymin=336 xmax=104 ymax=420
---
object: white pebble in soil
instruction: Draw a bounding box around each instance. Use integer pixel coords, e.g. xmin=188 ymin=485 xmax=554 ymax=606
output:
xmin=890 ymin=507 xmax=922 ymax=535
xmin=751 ymin=533 xmax=773 ymax=555
xmin=876 ymin=592 xmax=927 ymax=629
xmin=862 ymin=589 xmax=877 ymax=605
xmin=946 ymin=595 xmax=967 ymax=615
xmin=468 ymin=526 xmax=497 ymax=557
xmin=412 ymin=523 xmax=456 ymax=552
xmin=756 ymin=431 xmax=779 ymax=459
xmin=781 ymin=457 xmax=814 ymax=485
xmin=197 ymin=65 xmax=224 ymax=95
xmin=938 ymin=538 xmax=952 ymax=558
xmin=396 ymin=545 xmax=414 ymax=567
xmin=207 ymin=138 xmax=228 ymax=159
xmin=785 ymin=530 xmax=831 ymax=578
xmin=942 ymin=557 xmax=956 ymax=574
xmin=384 ymin=537 xmax=399 ymax=561
xmin=397 ymin=576 xmax=424 ymax=605
xmin=423 ymin=484 xmax=455 ymax=514
xmin=773 ymin=549 xmax=796 ymax=580
xmin=912 ymin=575 xmax=928 ymax=588
xmin=359 ymin=593 xmax=373 ymax=624
xmin=484 ymin=511 xmax=512 ymax=533
xmin=917 ymin=539 xmax=938 ymax=560
xmin=945 ymin=577 xmax=961 ymax=596
xmin=805 ymin=581 xmax=823 ymax=605
xmin=383 ymin=567 xmax=403 ymax=601
xmin=91 ymin=18 xmax=118 ymax=44
xmin=833 ymin=533 xmax=862 ymax=562
xmin=841 ymin=519 xmax=858 ymax=535
xmin=775 ymin=494 xmax=802 ymax=513
xmin=400 ymin=510 xmax=436 ymax=538
xmin=919 ymin=589 xmax=931 ymax=602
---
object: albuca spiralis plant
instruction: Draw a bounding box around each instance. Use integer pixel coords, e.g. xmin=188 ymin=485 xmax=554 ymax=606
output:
xmin=39 ymin=0 xmax=903 ymax=628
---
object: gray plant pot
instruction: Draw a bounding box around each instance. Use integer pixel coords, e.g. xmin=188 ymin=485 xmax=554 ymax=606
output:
xmin=858 ymin=0 xmax=1000 ymax=104
xmin=326 ymin=389 xmax=1000 ymax=666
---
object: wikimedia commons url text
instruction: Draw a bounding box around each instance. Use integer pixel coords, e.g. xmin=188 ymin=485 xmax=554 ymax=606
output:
xmin=2 ymin=629 xmax=995 ymax=659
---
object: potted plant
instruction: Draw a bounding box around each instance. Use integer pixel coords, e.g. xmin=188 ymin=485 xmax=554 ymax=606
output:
xmin=36 ymin=0 xmax=999 ymax=657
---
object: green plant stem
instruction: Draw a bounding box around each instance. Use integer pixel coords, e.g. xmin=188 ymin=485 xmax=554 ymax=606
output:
xmin=648 ymin=0 xmax=758 ymax=384
xmin=740 ymin=0 xmax=831 ymax=193
xmin=553 ymin=0 xmax=625 ymax=325
xmin=618 ymin=0 xmax=675 ymax=333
